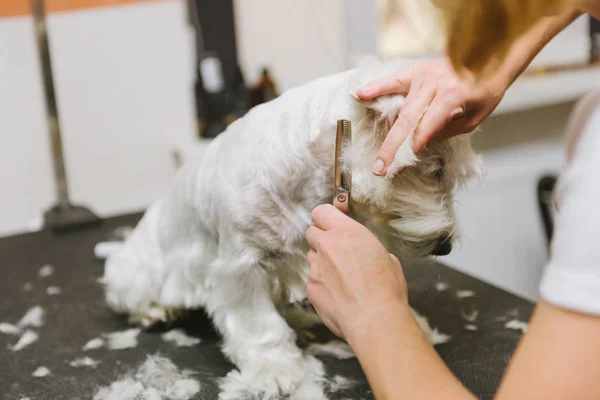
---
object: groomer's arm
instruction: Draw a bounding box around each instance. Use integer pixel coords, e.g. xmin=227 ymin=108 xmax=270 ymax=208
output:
xmin=494 ymin=302 xmax=600 ymax=399
xmin=348 ymin=298 xmax=600 ymax=400
xmin=347 ymin=304 xmax=475 ymax=400
xmin=495 ymin=8 xmax=583 ymax=87
xmin=495 ymin=93 xmax=600 ymax=399
xmin=359 ymin=8 xmax=583 ymax=176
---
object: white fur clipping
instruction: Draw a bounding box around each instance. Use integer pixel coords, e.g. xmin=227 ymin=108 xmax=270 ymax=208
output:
xmin=1 ymin=307 xmax=45 ymax=343
xmin=32 ymin=366 xmax=50 ymax=377
xmin=434 ymin=282 xmax=449 ymax=292
xmin=412 ymin=308 xmax=451 ymax=345
xmin=18 ymin=306 xmax=45 ymax=329
xmin=431 ymin=330 xmax=452 ymax=345
xmin=23 ymin=282 xmax=33 ymax=292
xmin=456 ymin=290 xmax=476 ymax=299
xmin=83 ymin=337 xmax=105 ymax=351
xmin=430 ymin=329 xmax=452 ymax=345
xmin=38 ymin=265 xmax=54 ymax=278
xmin=161 ymin=329 xmax=201 ymax=347
xmin=11 ymin=330 xmax=38 ymax=351
xmin=46 ymin=286 xmax=62 ymax=295
xmin=70 ymin=356 xmax=100 ymax=368
xmin=0 ymin=322 xmax=21 ymax=335
xmin=505 ymin=319 xmax=529 ymax=333
xmin=103 ymin=328 xmax=141 ymax=350
xmin=461 ymin=308 xmax=479 ymax=322
xmin=306 ymin=340 xmax=355 ymax=359
xmin=93 ymin=355 xmax=200 ymax=400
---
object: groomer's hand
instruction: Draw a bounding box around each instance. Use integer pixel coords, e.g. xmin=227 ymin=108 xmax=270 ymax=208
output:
xmin=357 ymin=58 xmax=506 ymax=176
xmin=305 ymin=204 xmax=408 ymax=341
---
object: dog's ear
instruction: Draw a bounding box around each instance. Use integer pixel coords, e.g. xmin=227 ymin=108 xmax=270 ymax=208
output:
xmin=348 ymin=58 xmax=419 ymax=176
xmin=348 ymin=57 xmax=407 ymax=121
xmin=446 ymin=134 xmax=483 ymax=185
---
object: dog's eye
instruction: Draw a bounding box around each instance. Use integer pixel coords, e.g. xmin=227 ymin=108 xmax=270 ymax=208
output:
xmin=433 ymin=168 xmax=444 ymax=182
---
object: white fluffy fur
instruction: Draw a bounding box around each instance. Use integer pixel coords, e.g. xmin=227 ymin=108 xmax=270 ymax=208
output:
xmin=102 ymin=60 xmax=481 ymax=399
xmin=94 ymin=354 xmax=200 ymax=400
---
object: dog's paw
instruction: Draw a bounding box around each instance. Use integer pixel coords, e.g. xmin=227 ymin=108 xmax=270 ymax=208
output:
xmin=289 ymin=356 xmax=328 ymax=400
xmin=218 ymin=354 xmax=326 ymax=400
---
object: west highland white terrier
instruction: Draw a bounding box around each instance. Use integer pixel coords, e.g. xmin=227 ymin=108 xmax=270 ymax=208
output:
xmin=102 ymin=59 xmax=481 ymax=399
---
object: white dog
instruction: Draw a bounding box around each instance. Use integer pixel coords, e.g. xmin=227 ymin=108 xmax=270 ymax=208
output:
xmin=102 ymin=59 xmax=481 ymax=399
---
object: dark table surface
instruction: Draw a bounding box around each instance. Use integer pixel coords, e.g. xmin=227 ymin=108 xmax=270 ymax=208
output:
xmin=0 ymin=213 xmax=533 ymax=400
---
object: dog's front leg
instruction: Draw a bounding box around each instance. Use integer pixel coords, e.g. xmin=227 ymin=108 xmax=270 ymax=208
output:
xmin=207 ymin=264 xmax=327 ymax=400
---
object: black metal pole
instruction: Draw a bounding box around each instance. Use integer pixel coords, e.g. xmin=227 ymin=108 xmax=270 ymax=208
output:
xmin=30 ymin=0 xmax=70 ymax=209
xmin=30 ymin=0 xmax=100 ymax=231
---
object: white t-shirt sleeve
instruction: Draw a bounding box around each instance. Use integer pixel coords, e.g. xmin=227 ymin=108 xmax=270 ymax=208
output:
xmin=539 ymin=92 xmax=600 ymax=315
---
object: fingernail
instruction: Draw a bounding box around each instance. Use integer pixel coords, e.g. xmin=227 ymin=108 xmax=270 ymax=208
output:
xmin=372 ymin=159 xmax=385 ymax=175
xmin=360 ymin=85 xmax=373 ymax=95
xmin=451 ymin=107 xmax=465 ymax=120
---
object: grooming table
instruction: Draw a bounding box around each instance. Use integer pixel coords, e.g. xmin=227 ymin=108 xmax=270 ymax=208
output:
xmin=0 ymin=213 xmax=533 ymax=400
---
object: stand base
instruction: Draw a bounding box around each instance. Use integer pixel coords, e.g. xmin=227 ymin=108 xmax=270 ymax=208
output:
xmin=44 ymin=204 xmax=101 ymax=232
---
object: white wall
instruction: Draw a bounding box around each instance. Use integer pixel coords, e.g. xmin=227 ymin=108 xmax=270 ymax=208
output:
xmin=233 ymin=0 xmax=346 ymax=92
xmin=0 ymin=15 xmax=55 ymax=236
xmin=0 ymin=0 xmax=197 ymax=236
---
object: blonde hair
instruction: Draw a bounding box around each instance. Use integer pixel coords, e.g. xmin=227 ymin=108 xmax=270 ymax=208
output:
xmin=434 ymin=0 xmax=567 ymax=77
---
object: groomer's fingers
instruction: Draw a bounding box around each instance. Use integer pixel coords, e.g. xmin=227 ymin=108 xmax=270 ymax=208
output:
xmin=436 ymin=111 xmax=480 ymax=141
xmin=437 ymin=122 xmax=469 ymax=141
xmin=356 ymin=69 xmax=413 ymax=100
xmin=307 ymin=250 xmax=325 ymax=284
xmin=412 ymin=94 xmax=465 ymax=154
xmin=372 ymin=88 xmax=434 ymax=176
xmin=311 ymin=204 xmax=348 ymax=231
xmin=306 ymin=225 xmax=326 ymax=251
xmin=389 ymin=253 xmax=401 ymax=267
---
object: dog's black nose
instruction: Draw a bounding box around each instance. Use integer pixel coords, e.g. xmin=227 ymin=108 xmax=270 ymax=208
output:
xmin=431 ymin=236 xmax=453 ymax=256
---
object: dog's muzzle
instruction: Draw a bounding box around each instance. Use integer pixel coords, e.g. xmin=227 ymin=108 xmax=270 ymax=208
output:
xmin=431 ymin=235 xmax=453 ymax=256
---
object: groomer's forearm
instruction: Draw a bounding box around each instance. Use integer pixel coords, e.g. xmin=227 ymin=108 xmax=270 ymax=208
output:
xmin=347 ymin=305 xmax=475 ymax=400
xmin=492 ymin=8 xmax=583 ymax=90
xmin=495 ymin=301 xmax=600 ymax=399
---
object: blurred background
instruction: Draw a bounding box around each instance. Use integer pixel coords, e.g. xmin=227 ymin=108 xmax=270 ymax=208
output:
xmin=0 ymin=0 xmax=599 ymax=301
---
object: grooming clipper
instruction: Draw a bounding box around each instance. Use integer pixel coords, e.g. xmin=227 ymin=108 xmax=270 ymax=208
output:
xmin=333 ymin=120 xmax=352 ymax=214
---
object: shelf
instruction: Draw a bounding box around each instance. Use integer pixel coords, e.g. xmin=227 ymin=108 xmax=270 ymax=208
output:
xmin=493 ymin=65 xmax=600 ymax=115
